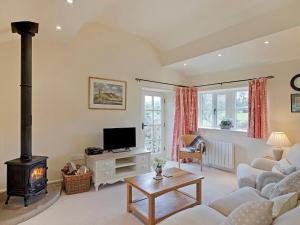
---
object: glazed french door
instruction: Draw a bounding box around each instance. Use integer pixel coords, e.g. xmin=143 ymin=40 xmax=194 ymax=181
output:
xmin=142 ymin=92 xmax=164 ymax=154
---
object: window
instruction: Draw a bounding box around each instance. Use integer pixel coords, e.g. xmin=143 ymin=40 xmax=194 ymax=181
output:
xmin=199 ymin=88 xmax=249 ymax=130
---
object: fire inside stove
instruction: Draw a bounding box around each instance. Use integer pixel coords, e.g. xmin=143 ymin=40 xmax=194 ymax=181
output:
xmin=31 ymin=167 xmax=45 ymax=181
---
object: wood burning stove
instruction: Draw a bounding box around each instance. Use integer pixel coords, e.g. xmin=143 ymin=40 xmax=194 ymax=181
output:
xmin=5 ymin=157 xmax=48 ymax=207
xmin=5 ymin=21 xmax=48 ymax=207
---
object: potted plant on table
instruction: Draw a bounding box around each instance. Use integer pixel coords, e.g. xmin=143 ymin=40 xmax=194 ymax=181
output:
xmin=152 ymin=157 xmax=166 ymax=180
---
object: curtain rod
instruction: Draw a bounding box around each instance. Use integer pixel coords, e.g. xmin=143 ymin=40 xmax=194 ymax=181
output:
xmin=193 ymin=75 xmax=275 ymax=88
xmin=135 ymin=75 xmax=274 ymax=88
xmin=135 ymin=78 xmax=189 ymax=87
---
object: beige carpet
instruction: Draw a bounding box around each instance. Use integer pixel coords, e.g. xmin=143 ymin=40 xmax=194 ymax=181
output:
xmin=20 ymin=162 xmax=236 ymax=225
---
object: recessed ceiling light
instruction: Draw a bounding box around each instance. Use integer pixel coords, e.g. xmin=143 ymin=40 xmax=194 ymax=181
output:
xmin=66 ymin=0 xmax=74 ymax=4
xmin=218 ymin=53 xmax=222 ymax=57
xmin=264 ymin=41 xmax=270 ymax=44
xmin=56 ymin=25 xmax=62 ymax=30
xmin=183 ymin=63 xmax=187 ymax=66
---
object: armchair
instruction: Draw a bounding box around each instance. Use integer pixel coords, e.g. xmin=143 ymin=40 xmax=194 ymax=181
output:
xmin=237 ymin=143 xmax=300 ymax=190
xmin=177 ymin=135 xmax=205 ymax=171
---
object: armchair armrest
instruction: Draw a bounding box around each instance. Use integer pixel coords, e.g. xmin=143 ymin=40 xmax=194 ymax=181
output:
xmin=256 ymin=171 xmax=286 ymax=190
xmin=251 ymin=158 xmax=277 ymax=171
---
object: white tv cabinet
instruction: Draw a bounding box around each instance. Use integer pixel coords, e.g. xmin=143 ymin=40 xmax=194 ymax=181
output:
xmin=85 ymin=148 xmax=151 ymax=191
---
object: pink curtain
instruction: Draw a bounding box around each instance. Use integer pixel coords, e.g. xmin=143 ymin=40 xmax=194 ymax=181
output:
xmin=248 ymin=78 xmax=268 ymax=139
xmin=171 ymin=87 xmax=198 ymax=160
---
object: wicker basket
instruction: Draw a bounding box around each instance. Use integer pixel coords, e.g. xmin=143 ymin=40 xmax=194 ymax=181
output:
xmin=62 ymin=171 xmax=92 ymax=194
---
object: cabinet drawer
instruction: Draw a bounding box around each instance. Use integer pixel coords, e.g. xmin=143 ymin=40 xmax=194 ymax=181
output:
xmin=96 ymin=160 xmax=115 ymax=171
xmin=136 ymin=154 xmax=150 ymax=163
xmin=96 ymin=170 xmax=114 ymax=181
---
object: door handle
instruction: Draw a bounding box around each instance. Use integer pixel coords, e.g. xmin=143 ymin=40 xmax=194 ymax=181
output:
xmin=142 ymin=123 xmax=149 ymax=130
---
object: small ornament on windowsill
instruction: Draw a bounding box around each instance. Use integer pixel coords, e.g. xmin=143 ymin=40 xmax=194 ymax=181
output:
xmin=220 ymin=119 xmax=233 ymax=129
xmin=153 ymin=158 xmax=166 ymax=180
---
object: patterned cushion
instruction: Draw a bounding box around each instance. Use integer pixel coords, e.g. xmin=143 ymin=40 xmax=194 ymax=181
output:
xmin=272 ymin=192 xmax=298 ymax=218
xmin=270 ymin=171 xmax=300 ymax=199
xmin=261 ymin=183 xmax=276 ymax=199
xmin=272 ymin=158 xmax=296 ymax=175
xmin=209 ymin=187 xmax=264 ymax=216
xmin=221 ymin=200 xmax=273 ymax=225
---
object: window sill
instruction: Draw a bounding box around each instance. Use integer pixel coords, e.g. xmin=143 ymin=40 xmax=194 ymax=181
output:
xmin=198 ymin=127 xmax=247 ymax=133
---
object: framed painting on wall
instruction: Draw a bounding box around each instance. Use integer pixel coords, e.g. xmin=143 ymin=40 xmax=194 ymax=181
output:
xmin=89 ymin=77 xmax=127 ymax=110
xmin=291 ymin=93 xmax=300 ymax=113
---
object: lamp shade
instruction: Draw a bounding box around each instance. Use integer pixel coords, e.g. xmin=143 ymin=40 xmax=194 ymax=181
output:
xmin=266 ymin=132 xmax=291 ymax=147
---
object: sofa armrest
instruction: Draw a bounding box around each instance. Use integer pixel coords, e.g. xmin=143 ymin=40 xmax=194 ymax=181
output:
xmin=236 ymin=163 xmax=264 ymax=189
xmin=256 ymin=171 xmax=286 ymax=191
xmin=251 ymin=158 xmax=277 ymax=171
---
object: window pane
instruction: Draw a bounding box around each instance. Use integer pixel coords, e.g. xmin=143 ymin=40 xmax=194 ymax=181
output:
xmin=145 ymin=141 xmax=152 ymax=151
xmin=153 ymin=126 xmax=161 ymax=140
xmin=153 ymin=111 xmax=161 ymax=125
xmin=236 ymin=91 xmax=248 ymax=108
xmin=201 ymin=94 xmax=213 ymax=127
xmin=153 ymin=96 xmax=161 ymax=110
xmin=144 ymin=111 xmax=153 ymax=124
xmin=217 ymin=94 xmax=226 ymax=126
xmin=153 ymin=140 xmax=161 ymax=153
xmin=144 ymin=126 xmax=153 ymax=141
xmin=144 ymin=96 xmax=153 ymax=110
xmin=236 ymin=91 xmax=248 ymax=130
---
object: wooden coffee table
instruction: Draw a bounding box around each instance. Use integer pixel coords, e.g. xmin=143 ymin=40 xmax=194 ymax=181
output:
xmin=125 ymin=167 xmax=204 ymax=225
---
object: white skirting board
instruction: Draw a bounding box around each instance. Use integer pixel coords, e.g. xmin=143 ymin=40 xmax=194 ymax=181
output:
xmin=204 ymin=140 xmax=235 ymax=171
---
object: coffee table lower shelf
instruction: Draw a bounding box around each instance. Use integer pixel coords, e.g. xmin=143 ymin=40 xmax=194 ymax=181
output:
xmin=129 ymin=190 xmax=199 ymax=224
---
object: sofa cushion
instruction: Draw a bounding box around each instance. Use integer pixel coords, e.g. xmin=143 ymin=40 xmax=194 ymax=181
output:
xmin=261 ymin=183 xmax=276 ymax=199
xmin=221 ymin=200 xmax=273 ymax=225
xmin=272 ymin=158 xmax=296 ymax=175
xmin=273 ymin=203 xmax=300 ymax=225
xmin=286 ymin=143 xmax=300 ymax=169
xmin=272 ymin=192 xmax=298 ymax=218
xmin=270 ymin=170 xmax=300 ymax=199
xmin=251 ymin=158 xmax=277 ymax=171
xmin=209 ymin=187 xmax=264 ymax=216
xmin=159 ymin=205 xmax=225 ymax=225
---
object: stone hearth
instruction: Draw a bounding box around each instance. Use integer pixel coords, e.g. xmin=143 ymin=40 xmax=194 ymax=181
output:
xmin=0 ymin=182 xmax=61 ymax=225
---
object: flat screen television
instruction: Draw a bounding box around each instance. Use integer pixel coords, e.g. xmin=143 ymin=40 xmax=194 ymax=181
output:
xmin=103 ymin=127 xmax=136 ymax=151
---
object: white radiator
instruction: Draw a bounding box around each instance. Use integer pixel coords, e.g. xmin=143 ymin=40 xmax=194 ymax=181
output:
xmin=204 ymin=141 xmax=235 ymax=171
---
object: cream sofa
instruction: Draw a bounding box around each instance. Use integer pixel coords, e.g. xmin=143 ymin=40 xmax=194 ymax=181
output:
xmin=237 ymin=143 xmax=300 ymax=190
xmin=160 ymin=202 xmax=300 ymax=225
xmin=160 ymin=186 xmax=300 ymax=225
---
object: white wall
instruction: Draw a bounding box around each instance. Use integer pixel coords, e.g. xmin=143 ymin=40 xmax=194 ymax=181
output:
xmin=186 ymin=59 xmax=300 ymax=168
xmin=0 ymin=23 xmax=185 ymax=189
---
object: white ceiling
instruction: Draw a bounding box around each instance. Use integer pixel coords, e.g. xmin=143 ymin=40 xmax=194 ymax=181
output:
xmin=93 ymin=0 xmax=289 ymax=51
xmin=0 ymin=0 xmax=300 ymax=75
xmin=168 ymin=26 xmax=300 ymax=75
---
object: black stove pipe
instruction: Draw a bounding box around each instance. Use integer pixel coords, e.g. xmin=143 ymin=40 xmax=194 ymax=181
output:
xmin=11 ymin=21 xmax=38 ymax=162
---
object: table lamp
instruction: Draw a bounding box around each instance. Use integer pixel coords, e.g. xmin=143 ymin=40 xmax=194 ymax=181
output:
xmin=266 ymin=132 xmax=291 ymax=161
